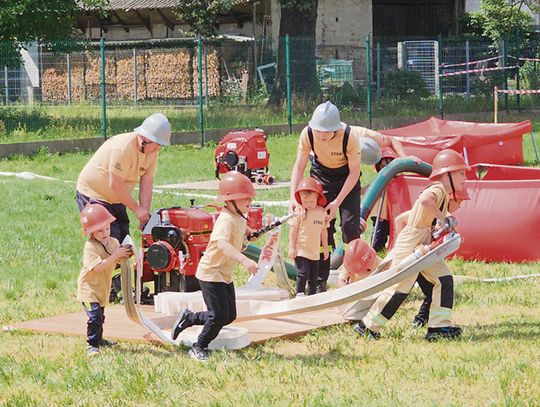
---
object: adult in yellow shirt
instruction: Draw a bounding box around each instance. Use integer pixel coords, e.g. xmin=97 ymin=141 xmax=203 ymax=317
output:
xmin=76 ymin=113 xmax=171 ymax=243
xmin=289 ymin=101 xmax=407 ymax=293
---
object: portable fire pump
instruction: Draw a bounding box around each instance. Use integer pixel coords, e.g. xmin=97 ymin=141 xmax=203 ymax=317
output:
xmin=140 ymin=205 xmax=264 ymax=294
xmin=214 ymin=129 xmax=274 ymax=184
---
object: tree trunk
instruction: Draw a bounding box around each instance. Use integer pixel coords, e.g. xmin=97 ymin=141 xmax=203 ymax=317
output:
xmin=268 ymin=1 xmax=319 ymax=107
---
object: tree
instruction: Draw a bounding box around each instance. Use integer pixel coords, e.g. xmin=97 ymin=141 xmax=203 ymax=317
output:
xmin=174 ymin=0 xmax=320 ymax=107
xmin=174 ymin=0 xmax=239 ymax=37
xmin=0 ymin=0 xmax=107 ymax=60
xmin=267 ymin=0 xmax=319 ymax=107
xmin=468 ymin=0 xmax=539 ymax=43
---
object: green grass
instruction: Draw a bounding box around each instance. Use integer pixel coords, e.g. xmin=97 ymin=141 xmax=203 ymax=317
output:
xmin=0 ymin=128 xmax=539 ymax=405
xmin=1 ymin=95 xmax=540 ymax=143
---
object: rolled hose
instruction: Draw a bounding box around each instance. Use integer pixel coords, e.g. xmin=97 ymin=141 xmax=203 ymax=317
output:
xmin=243 ymin=158 xmax=433 ymax=279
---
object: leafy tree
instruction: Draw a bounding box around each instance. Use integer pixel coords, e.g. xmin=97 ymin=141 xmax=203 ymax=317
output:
xmin=0 ymin=0 xmax=107 ymax=53
xmin=468 ymin=0 xmax=539 ymax=42
xmin=174 ymin=0 xmax=239 ymax=37
xmin=175 ymin=0 xmax=320 ymax=106
xmin=268 ymin=0 xmax=319 ymax=107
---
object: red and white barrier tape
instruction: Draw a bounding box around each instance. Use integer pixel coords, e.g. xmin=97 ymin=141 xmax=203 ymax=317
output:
xmin=496 ymin=89 xmax=540 ymax=95
xmin=440 ymin=56 xmax=499 ymax=69
xmin=519 ymin=57 xmax=540 ymax=62
xmin=440 ymin=65 xmax=518 ymax=77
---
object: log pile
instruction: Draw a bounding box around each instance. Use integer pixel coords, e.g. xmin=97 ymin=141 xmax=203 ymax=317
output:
xmin=41 ymin=47 xmax=223 ymax=102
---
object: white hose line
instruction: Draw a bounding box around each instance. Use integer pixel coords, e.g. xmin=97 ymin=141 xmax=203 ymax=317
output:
xmin=453 ymin=273 xmax=540 ymax=284
xmin=0 ymin=171 xmax=289 ymax=207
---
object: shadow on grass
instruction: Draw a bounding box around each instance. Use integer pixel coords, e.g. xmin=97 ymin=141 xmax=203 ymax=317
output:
xmin=463 ymin=321 xmax=540 ymax=341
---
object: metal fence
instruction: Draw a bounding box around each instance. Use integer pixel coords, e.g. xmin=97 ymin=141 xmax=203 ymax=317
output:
xmin=0 ymin=34 xmax=540 ymax=143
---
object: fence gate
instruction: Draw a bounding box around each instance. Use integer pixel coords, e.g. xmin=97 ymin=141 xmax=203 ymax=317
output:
xmin=397 ymin=40 xmax=439 ymax=95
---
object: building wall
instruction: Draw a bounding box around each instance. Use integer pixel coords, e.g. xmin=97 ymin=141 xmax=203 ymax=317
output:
xmin=89 ymin=21 xmax=260 ymax=41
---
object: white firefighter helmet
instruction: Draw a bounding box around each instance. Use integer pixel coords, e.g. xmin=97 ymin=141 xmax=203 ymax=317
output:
xmin=134 ymin=113 xmax=171 ymax=146
xmin=360 ymin=137 xmax=382 ymax=165
xmin=308 ymin=101 xmax=345 ymax=132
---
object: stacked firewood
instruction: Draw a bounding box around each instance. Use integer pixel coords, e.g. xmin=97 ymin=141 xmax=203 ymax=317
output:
xmin=41 ymin=47 xmax=223 ymax=102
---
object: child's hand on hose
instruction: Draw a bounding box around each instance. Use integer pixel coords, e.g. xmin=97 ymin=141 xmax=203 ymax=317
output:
xmin=115 ymin=245 xmax=133 ymax=261
xmin=242 ymin=257 xmax=258 ymax=275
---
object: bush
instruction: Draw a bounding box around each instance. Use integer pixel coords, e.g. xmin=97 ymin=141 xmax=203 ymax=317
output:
xmin=0 ymin=107 xmax=52 ymax=133
xmin=471 ymin=71 xmax=505 ymax=97
xmin=326 ymin=82 xmax=366 ymax=108
xmin=383 ymin=69 xmax=430 ymax=101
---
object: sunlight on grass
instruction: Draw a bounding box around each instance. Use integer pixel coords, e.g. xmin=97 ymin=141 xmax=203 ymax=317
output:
xmin=0 ymin=119 xmax=539 ymax=405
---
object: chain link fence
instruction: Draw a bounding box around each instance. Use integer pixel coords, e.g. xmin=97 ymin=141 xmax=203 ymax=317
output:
xmin=0 ymin=34 xmax=539 ymax=143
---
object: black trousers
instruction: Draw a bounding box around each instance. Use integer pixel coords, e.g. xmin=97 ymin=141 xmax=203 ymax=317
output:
xmin=371 ymin=217 xmax=390 ymax=253
xmin=185 ymin=280 xmax=237 ymax=349
xmin=76 ymin=191 xmax=130 ymax=243
xmin=295 ymin=256 xmax=320 ymax=295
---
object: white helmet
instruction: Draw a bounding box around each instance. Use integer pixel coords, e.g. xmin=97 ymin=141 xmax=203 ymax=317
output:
xmin=134 ymin=113 xmax=171 ymax=146
xmin=308 ymin=101 xmax=345 ymax=132
xmin=360 ymin=137 xmax=382 ymax=165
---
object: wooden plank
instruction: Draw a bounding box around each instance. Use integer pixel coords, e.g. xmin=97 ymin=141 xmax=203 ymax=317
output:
xmin=6 ymin=305 xmax=344 ymax=345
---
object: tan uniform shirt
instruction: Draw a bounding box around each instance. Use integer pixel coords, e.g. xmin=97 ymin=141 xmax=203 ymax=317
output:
xmin=391 ymin=182 xmax=449 ymax=265
xmin=77 ymin=237 xmax=120 ymax=307
xmin=298 ymin=125 xmax=362 ymax=168
xmin=196 ymin=207 xmax=247 ymax=284
xmin=290 ymin=207 xmax=327 ymax=261
xmin=77 ymin=132 xmax=158 ymax=204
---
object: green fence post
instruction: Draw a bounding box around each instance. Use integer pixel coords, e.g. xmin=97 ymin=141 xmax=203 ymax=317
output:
xmin=515 ymin=30 xmax=521 ymax=113
xmin=438 ymin=33 xmax=444 ymax=119
xmin=503 ymin=36 xmax=509 ymax=113
xmin=376 ymin=41 xmax=381 ymax=101
xmin=365 ymin=34 xmax=372 ymax=128
xmin=285 ymin=34 xmax=292 ymax=134
xmin=100 ymin=37 xmax=107 ymax=140
xmin=198 ymin=37 xmax=205 ymax=146
xmin=4 ymin=66 xmax=8 ymax=105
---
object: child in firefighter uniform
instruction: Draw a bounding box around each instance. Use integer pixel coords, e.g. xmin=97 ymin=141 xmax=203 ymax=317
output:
xmin=393 ymin=187 xmax=471 ymax=328
xmin=355 ymin=149 xmax=468 ymax=341
xmin=77 ymin=204 xmax=133 ymax=356
xmin=289 ymin=101 xmax=408 ymax=293
xmin=288 ymin=177 xmax=329 ymax=296
xmin=171 ymin=171 xmax=258 ymax=361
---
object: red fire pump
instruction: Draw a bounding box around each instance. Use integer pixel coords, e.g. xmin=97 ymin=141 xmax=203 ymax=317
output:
xmin=214 ymin=129 xmax=274 ymax=184
xmin=141 ymin=205 xmax=264 ymax=294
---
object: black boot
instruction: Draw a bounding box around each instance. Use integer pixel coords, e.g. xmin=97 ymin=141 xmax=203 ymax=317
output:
xmin=316 ymin=281 xmax=327 ymax=294
xmin=171 ymin=308 xmax=193 ymax=340
xmin=425 ymin=326 xmax=462 ymax=341
xmin=352 ymin=320 xmax=380 ymax=340
xmin=413 ymin=297 xmax=431 ymax=328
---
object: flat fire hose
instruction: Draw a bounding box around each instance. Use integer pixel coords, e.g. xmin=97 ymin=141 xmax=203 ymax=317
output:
xmin=119 ymin=237 xmax=176 ymax=345
xmin=233 ymin=233 xmax=462 ymax=322
xmin=120 ymin=234 xmax=461 ymax=341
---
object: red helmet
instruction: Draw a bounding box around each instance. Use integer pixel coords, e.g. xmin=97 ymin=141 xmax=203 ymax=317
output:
xmin=343 ymin=239 xmax=378 ymax=279
xmin=294 ymin=177 xmax=327 ymax=206
xmin=216 ymin=171 xmax=256 ymax=202
xmin=80 ymin=204 xmax=116 ymax=236
xmin=429 ymin=149 xmax=469 ymax=179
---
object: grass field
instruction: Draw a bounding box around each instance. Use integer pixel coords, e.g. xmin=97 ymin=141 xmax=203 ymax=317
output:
xmin=0 ymin=126 xmax=539 ymax=406
xmin=1 ymin=95 xmax=539 ymax=144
